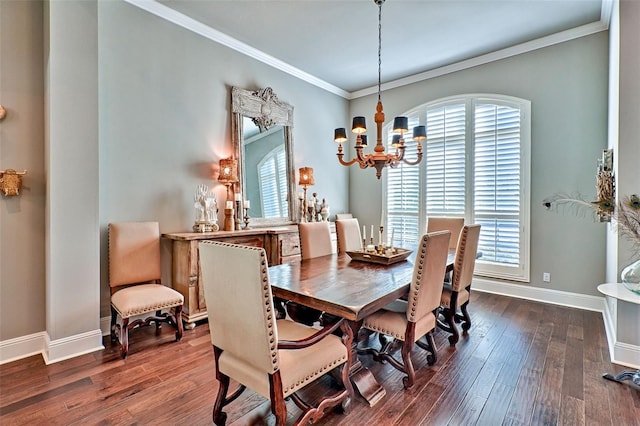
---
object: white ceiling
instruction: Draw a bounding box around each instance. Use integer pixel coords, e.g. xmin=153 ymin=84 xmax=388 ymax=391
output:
xmin=152 ymin=0 xmax=607 ymax=95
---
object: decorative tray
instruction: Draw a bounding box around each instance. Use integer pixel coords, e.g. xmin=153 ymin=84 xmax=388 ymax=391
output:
xmin=346 ymin=248 xmax=413 ymax=265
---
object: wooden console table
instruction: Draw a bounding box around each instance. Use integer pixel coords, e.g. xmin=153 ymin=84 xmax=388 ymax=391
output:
xmin=597 ymin=282 xmax=640 ymax=386
xmin=163 ymin=224 xmax=336 ymax=327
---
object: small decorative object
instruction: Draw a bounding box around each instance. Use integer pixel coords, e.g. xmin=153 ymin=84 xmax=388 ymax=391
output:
xmin=0 ymin=105 xmax=6 ymax=121
xmin=320 ymin=198 xmax=330 ymax=222
xmin=346 ymin=247 xmax=413 ymax=265
xmin=193 ymin=184 xmax=219 ymax=232
xmin=234 ymin=193 xmax=243 ymax=230
xmin=224 ymin=207 xmax=235 ymax=231
xmin=243 ymin=199 xmax=251 ymax=229
xmin=298 ymin=167 xmax=314 ymax=222
xmin=621 ymin=259 xmax=640 ymax=295
xmin=0 ymin=169 xmax=27 ymax=197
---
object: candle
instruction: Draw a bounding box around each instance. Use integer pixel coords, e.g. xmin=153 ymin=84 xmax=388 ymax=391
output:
xmin=234 ymin=193 xmax=242 ymax=202
xmin=298 ymin=191 xmax=303 ymax=199
xmin=244 ymin=200 xmax=250 ymax=209
xmin=362 ymin=225 xmax=366 ymax=241
xmin=370 ymin=225 xmax=374 ymax=241
xmin=226 ymin=201 xmax=233 ymax=209
xmin=380 ymin=208 xmax=385 ymax=226
xmin=390 ymin=228 xmax=395 ymax=247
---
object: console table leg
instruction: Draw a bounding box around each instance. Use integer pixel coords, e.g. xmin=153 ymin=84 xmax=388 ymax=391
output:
xmin=602 ymin=369 xmax=640 ymax=386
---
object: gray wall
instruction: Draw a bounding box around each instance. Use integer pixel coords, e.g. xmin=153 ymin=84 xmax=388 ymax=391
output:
xmin=350 ymin=32 xmax=610 ymax=296
xmin=0 ymin=0 xmax=46 ymax=341
xmin=97 ymin=1 xmax=349 ymax=316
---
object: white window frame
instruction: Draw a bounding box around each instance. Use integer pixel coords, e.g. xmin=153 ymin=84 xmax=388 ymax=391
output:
xmin=383 ymin=94 xmax=531 ymax=282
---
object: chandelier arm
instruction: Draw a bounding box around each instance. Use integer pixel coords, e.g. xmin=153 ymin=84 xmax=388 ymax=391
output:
xmin=336 ymin=153 xmax=361 ymax=167
xmin=401 ymin=152 xmax=424 ymax=166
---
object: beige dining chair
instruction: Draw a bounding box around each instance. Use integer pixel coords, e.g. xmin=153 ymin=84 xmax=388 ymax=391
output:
xmin=358 ymin=230 xmax=451 ymax=389
xmin=298 ymin=221 xmax=333 ymax=259
xmin=108 ymin=221 xmax=184 ymax=358
xmin=438 ymin=224 xmax=481 ymax=345
xmin=198 ymin=241 xmax=354 ymax=425
xmin=427 ymin=217 xmax=465 ymax=250
xmin=336 ymin=218 xmax=362 ymax=253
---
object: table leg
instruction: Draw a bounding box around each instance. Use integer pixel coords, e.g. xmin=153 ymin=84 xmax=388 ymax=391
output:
xmin=347 ymin=320 xmax=386 ymax=407
xmin=603 ymin=369 xmax=640 ymax=386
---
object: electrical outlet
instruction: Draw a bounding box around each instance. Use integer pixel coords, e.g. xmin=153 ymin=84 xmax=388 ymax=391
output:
xmin=543 ymin=272 xmax=551 ymax=282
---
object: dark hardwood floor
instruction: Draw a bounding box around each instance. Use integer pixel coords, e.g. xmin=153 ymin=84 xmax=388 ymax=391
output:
xmin=1 ymin=292 xmax=638 ymax=425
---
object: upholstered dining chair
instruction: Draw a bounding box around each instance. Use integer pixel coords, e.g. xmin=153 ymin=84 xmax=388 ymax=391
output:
xmin=108 ymin=221 xmax=184 ymax=358
xmin=336 ymin=218 xmax=362 ymax=253
xmin=426 ymin=217 xmax=465 ymax=250
xmin=298 ymin=221 xmax=333 ymax=259
xmin=199 ymin=241 xmax=354 ymax=426
xmin=438 ymin=224 xmax=481 ymax=346
xmin=358 ymin=230 xmax=451 ymax=389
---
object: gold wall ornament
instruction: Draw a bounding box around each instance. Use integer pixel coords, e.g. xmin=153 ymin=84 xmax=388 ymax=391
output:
xmin=0 ymin=169 xmax=27 ymax=196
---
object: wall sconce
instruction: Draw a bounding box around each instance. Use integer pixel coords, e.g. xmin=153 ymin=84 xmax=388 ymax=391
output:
xmin=0 ymin=169 xmax=27 ymax=197
xmin=217 ymin=158 xmax=238 ymax=203
xmin=298 ymin=167 xmax=314 ymax=222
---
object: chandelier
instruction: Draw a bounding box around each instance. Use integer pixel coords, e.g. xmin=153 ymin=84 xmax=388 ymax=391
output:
xmin=334 ymin=0 xmax=424 ymax=179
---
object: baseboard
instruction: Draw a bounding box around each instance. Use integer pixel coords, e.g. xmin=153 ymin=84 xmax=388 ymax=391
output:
xmin=100 ymin=316 xmax=111 ymax=336
xmin=472 ymin=278 xmax=605 ymax=312
xmin=0 ymin=332 xmax=47 ymax=365
xmin=0 ymin=329 xmax=104 ymax=366
xmin=601 ymin=298 xmax=640 ymax=369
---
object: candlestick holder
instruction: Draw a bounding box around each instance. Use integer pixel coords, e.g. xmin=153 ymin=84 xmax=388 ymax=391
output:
xmin=243 ymin=207 xmax=251 ymax=229
xmin=362 ymin=238 xmax=366 ymax=251
xmin=235 ymin=200 xmax=242 ymax=230
xmin=223 ymin=208 xmax=235 ymax=231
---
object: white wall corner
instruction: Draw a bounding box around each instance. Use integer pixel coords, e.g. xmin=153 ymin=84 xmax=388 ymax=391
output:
xmin=0 ymin=332 xmax=47 ymax=365
xmin=42 ymin=329 xmax=104 ymax=365
xmin=601 ymin=298 xmax=640 ymax=369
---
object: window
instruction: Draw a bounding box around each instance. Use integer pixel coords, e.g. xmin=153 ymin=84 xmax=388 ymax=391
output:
xmin=258 ymin=145 xmax=289 ymax=218
xmin=385 ymin=94 xmax=531 ymax=282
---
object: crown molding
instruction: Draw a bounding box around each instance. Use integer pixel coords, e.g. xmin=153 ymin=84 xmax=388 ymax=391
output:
xmin=124 ymin=0 xmax=609 ymax=101
xmin=123 ymin=0 xmax=349 ymax=98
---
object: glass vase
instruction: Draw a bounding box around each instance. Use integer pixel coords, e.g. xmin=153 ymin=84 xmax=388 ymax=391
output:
xmin=621 ymin=258 xmax=640 ymax=295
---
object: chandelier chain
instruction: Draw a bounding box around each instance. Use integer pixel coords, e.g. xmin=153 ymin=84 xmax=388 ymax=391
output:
xmin=377 ymin=0 xmax=382 ymax=102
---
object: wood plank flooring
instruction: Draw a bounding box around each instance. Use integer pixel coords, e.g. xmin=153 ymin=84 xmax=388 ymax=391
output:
xmin=1 ymin=292 xmax=639 ymax=425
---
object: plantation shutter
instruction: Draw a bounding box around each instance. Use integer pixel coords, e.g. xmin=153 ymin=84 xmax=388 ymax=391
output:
xmin=473 ymin=103 xmax=521 ymax=266
xmin=259 ymin=145 xmax=288 ymax=218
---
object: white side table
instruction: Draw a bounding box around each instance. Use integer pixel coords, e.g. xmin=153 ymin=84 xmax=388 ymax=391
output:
xmin=597 ymin=283 xmax=640 ymax=386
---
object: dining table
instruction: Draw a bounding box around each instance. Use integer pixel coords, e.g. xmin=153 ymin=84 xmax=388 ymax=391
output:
xmin=268 ymin=250 xmax=455 ymax=406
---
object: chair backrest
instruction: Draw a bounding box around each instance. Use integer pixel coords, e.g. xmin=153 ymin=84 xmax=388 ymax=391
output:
xmin=108 ymin=221 xmax=161 ymax=289
xmin=298 ymin=221 xmax=333 ymax=259
xmin=406 ymin=231 xmax=451 ymax=323
xmin=336 ymin=218 xmax=362 ymax=253
xmin=199 ymin=241 xmax=279 ymax=375
xmin=451 ymin=224 xmax=481 ymax=292
xmin=427 ymin=217 xmax=464 ymax=250
xmin=335 ymin=213 xmax=353 ymax=220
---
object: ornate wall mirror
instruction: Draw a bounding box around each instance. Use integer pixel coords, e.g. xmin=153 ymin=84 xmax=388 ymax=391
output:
xmin=232 ymin=86 xmax=295 ymax=226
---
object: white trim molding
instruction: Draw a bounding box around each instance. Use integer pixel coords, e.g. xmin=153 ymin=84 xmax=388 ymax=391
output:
xmin=473 ymin=278 xmax=605 ymax=312
xmin=601 ymin=297 xmax=640 ymax=369
xmin=0 ymin=330 xmax=104 ymax=366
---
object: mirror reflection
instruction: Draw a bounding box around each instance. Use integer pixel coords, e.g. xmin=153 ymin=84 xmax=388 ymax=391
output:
xmin=242 ymin=118 xmax=289 ymax=219
xmin=232 ymin=86 xmax=295 ymax=227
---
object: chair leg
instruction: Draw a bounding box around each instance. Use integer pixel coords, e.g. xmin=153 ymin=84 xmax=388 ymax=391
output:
xmin=175 ymin=305 xmax=184 ymax=341
xmin=440 ymin=307 xmax=459 ymax=346
xmin=110 ymin=306 xmax=118 ymax=343
xmin=121 ymin=317 xmax=129 ymax=359
xmin=213 ymin=373 xmax=230 ymax=425
xmin=416 ymin=332 xmax=438 ymax=365
xmin=155 ymin=310 xmax=162 ymax=336
xmin=401 ymin=340 xmax=415 ymax=389
xmin=460 ymin=302 xmax=471 ymax=332
xmin=269 ymin=372 xmax=287 ymax=426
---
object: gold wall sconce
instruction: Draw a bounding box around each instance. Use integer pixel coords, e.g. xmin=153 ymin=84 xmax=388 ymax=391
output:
xmin=0 ymin=169 xmax=27 ymax=197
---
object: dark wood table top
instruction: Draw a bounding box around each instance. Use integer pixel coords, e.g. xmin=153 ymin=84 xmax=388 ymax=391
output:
xmin=269 ymin=251 xmax=454 ymax=322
